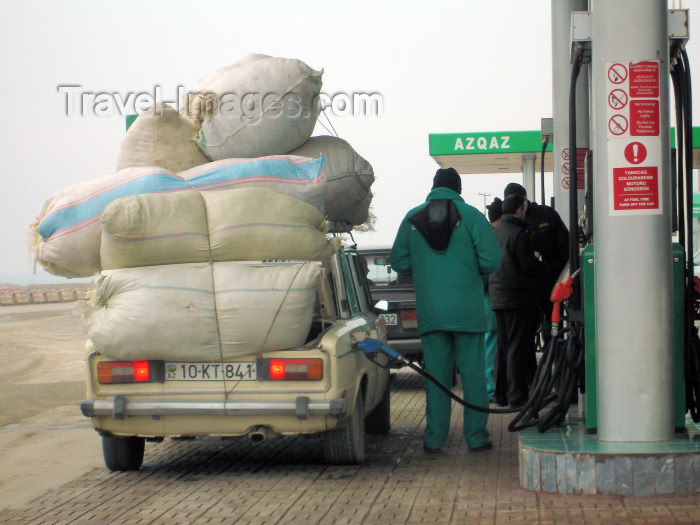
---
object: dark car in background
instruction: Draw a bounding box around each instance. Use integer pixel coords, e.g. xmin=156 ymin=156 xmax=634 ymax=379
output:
xmin=359 ymin=248 xmax=422 ymax=364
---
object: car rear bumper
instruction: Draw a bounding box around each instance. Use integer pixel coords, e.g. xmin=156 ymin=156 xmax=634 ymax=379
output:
xmin=80 ymin=396 xmax=348 ymax=420
xmin=387 ymin=338 xmax=422 ymax=354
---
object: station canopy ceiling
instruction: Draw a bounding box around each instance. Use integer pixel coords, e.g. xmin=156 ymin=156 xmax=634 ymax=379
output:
xmin=429 ymin=131 xmax=552 ymax=174
xmin=429 ymin=129 xmax=700 ymax=174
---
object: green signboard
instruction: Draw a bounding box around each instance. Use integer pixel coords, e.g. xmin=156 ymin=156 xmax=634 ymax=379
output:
xmin=431 ymin=127 xmax=700 ymax=157
xmin=429 ymin=130 xmax=553 ymax=156
xmin=694 ymin=193 xmax=700 ymax=217
xmin=126 ymin=114 xmax=138 ymax=131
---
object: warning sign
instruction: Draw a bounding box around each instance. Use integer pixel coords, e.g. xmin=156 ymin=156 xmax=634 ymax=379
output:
xmin=612 ymin=167 xmax=659 ymax=210
xmin=609 ymin=115 xmax=628 ymax=135
xmin=608 ymin=89 xmax=628 ymax=110
xmin=560 ymin=148 xmax=588 ymax=190
xmin=624 ymin=142 xmax=647 ymax=164
xmin=629 ymin=61 xmax=660 ymax=98
xmin=608 ymin=63 xmax=627 ymax=84
xmin=605 ymin=60 xmax=660 ymax=139
xmin=607 ymin=137 xmax=662 ymax=215
xmin=630 ymin=100 xmax=659 ymax=136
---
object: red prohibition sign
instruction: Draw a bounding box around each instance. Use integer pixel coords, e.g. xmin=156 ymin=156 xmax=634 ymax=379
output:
xmin=561 ymin=149 xmax=570 ymax=161
xmin=561 ymin=163 xmax=570 ymax=175
xmin=608 ymin=89 xmax=628 ymax=109
xmin=608 ymin=63 xmax=628 ymax=84
xmin=562 ymin=177 xmax=570 ymax=190
xmin=609 ymin=114 xmax=628 ymax=135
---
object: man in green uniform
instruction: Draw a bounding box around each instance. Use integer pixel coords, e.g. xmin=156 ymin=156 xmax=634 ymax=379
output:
xmin=390 ymin=168 xmax=503 ymax=452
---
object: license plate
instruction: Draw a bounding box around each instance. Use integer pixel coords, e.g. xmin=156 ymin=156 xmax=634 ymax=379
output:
xmin=379 ymin=313 xmax=398 ymax=326
xmin=166 ymin=362 xmax=257 ymax=381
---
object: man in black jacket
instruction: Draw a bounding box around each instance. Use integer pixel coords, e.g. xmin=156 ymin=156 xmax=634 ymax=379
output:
xmin=504 ymin=183 xmax=569 ymax=340
xmin=489 ymin=193 xmax=543 ymax=407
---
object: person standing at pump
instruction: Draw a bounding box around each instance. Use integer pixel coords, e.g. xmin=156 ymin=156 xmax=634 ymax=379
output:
xmin=484 ymin=197 xmax=503 ymax=403
xmin=390 ymin=168 xmax=503 ymax=453
xmin=503 ymin=183 xmax=569 ymax=341
xmin=489 ymin=193 xmax=544 ymax=408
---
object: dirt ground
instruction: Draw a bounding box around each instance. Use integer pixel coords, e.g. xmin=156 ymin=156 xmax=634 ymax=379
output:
xmin=0 ymin=303 xmax=103 ymax=511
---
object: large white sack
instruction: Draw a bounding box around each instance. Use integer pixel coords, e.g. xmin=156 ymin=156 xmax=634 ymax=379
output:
xmin=29 ymin=167 xmax=186 ymax=278
xmin=117 ymin=103 xmax=210 ymax=173
xmin=77 ymin=263 xmax=220 ymax=360
xmin=289 ymin=136 xmax=374 ymax=225
xmin=214 ymin=262 xmax=321 ymax=357
xmin=186 ymin=54 xmax=322 ymax=160
xmin=178 ymin=155 xmax=326 ymax=213
xmin=29 ymin=156 xmax=326 ymax=278
xmin=100 ymin=189 xmax=210 ymax=269
xmin=100 ymin=187 xmax=339 ymax=270
xmin=77 ymin=261 xmax=321 ymax=361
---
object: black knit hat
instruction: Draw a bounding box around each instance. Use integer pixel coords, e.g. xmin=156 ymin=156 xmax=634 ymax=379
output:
xmin=433 ymin=167 xmax=461 ymax=194
xmin=486 ymin=197 xmax=503 ymax=223
xmin=504 ymin=182 xmax=527 ymax=198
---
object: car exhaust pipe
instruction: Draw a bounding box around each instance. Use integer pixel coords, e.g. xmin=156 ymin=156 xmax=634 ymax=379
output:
xmin=248 ymin=426 xmax=274 ymax=444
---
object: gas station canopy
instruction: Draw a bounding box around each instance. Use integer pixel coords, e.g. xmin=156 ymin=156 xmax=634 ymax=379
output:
xmin=429 ymin=130 xmax=553 ymax=174
xmin=429 ymin=128 xmax=700 ymax=174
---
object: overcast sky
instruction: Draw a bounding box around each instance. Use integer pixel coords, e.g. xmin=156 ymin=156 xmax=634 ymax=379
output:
xmin=1 ymin=0 xmax=698 ymax=284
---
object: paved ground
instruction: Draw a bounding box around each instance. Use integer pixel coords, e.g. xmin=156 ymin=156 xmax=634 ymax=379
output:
xmin=3 ymin=368 xmax=700 ymax=525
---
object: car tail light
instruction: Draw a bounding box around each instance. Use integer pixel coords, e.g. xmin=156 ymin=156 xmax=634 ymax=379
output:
xmin=401 ymin=311 xmax=417 ymax=329
xmin=262 ymin=358 xmax=323 ymax=380
xmin=97 ymin=360 xmax=165 ymax=384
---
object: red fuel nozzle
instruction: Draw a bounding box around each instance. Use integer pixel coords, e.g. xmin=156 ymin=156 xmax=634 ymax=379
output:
xmin=550 ymin=269 xmax=581 ymax=325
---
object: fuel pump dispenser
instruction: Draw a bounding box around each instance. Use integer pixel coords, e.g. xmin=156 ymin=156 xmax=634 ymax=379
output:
xmin=572 ymin=4 xmax=694 ymax=439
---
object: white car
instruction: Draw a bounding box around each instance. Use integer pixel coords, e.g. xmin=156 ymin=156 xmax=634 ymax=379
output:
xmin=80 ymin=246 xmax=391 ymax=469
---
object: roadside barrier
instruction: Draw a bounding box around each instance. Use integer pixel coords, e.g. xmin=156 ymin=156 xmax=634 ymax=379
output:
xmin=0 ymin=288 xmax=91 ymax=306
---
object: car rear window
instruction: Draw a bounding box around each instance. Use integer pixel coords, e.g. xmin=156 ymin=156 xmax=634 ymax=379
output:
xmin=360 ymin=252 xmax=414 ymax=288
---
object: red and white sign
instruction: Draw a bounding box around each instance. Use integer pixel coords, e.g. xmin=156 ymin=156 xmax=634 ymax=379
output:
xmin=608 ymin=63 xmax=627 ymax=84
xmin=629 ymin=61 xmax=660 ymax=98
xmin=608 ymin=89 xmax=628 ymax=110
xmin=609 ymin=115 xmax=628 ymax=135
xmin=606 ymin=60 xmax=662 ymax=216
xmin=630 ymin=100 xmax=659 ymax=136
xmin=612 ymin=167 xmax=659 ymax=210
xmin=560 ymin=148 xmax=588 ymax=190
xmin=607 ymin=137 xmax=662 ymax=215
xmin=624 ymin=142 xmax=647 ymax=165
xmin=605 ymin=60 xmax=660 ymax=139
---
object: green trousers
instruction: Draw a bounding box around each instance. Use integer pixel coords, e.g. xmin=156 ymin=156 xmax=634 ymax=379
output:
xmin=484 ymin=330 xmax=498 ymax=398
xmin=421 ymin=331 xmax=489 ymax=450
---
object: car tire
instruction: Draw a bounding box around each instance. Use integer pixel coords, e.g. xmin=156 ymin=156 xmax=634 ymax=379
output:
xmin=323 ymin=390 xmax=366 ymax=465
xmin=102 ymin=435 xmax=145 ymax=471
xmin=365 ymin=381 xmax=390 ymax=435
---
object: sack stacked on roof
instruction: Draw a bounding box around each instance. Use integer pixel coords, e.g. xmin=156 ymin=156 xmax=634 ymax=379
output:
xmin=100 ymin=187 xmax=338 ymax=270
xmin=178 ymin=155 xmax=326 ymax=213
xmin=29 ymin=156 xmax=326 ymax=278
xmin=28 ymin=167 xmax=183 ymax=278
xmin=77 ymin=261 xmax=322 ymax=361
xmin=186 ymin=54 xmax=323 ymax=160
xmin=289 ymin=136 xmax=374 ymax=225
xmin=117 ymin=103 xmax=210 ymax=173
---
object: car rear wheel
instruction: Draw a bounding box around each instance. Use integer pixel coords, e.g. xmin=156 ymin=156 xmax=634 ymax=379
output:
xmin=323 ymin=390 xmax=365 ymax=465
xmin=102 ymin=435 xmax=145 ymax=471
xmin=365 ymin=381 xmax=390 ymax=434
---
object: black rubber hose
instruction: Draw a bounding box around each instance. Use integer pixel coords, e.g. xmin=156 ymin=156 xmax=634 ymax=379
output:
xmin=568 ymin=52 xmax=583 ymax=287
xmin=541 ymin=138 xmax=548 ymax=206
xmin=678 ymin=48 xmax=700 ymax=423
xmin=403 ymin=361 xmax=521 ymax=415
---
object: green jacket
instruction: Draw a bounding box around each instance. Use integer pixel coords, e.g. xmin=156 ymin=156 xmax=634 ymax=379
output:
xmin=390 ymin=187 xmax=503 ymax=335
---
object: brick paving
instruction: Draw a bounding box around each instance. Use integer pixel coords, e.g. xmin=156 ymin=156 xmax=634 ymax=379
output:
xmin=2 ymin=370 xmax=700 ymax=524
